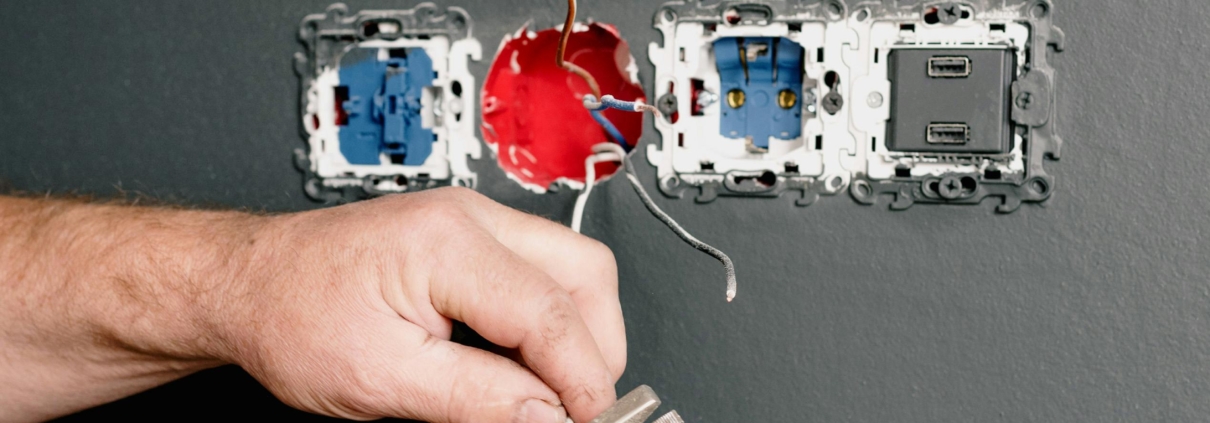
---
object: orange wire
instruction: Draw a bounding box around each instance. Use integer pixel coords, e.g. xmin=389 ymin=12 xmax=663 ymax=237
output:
xmin=558 ymin=0 xmax=602 ymax=99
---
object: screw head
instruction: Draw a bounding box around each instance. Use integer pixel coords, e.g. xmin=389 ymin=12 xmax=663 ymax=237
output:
xmin=657 ymin=93 xmax=679 ymax=116
xmin=1016 ymin=92 xmax=1034 ymax=109
xmin=778 ymin=89 xmax=798 ymax=109
xmin=939 ymin=3 xmax=962 ymax=25
xmin=938 ymin=175 xmax=964 ymax=199
xmin=867 ymin=92 xmax=884 ymax=108
xmin=727 ymin=89 xmax=746 ymax=109
xmin=822 ymin=91 xmax=844 ymax=115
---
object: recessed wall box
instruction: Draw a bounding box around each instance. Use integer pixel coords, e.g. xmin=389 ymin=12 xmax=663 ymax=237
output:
xmin=294 ymin=3 xmax=482 ymax=202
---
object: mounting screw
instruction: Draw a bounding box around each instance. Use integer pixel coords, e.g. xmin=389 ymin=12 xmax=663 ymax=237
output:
xmin=825 ymin=1 xmax=844 ymax=20
xmin=1016 ymin=92 xmax=1034 ymax=109
xmin=866 ymin=92 xmax=884 ymax=108
xmin=938 ymin=2 xmax=963 ymax=25
xmin=822 ymin=91 xmax=844 ymax=115
xmin=938 ymin=175 xmax=964 ymax=199
xmin=657 ymin=93 xmax=679 ymax=116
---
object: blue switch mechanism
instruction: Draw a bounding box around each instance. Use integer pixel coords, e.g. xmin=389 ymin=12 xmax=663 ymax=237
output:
xmin=337 ymin=48 xmax=435 ymax=166
xmin=715 ymin=37 xmax=804 ymax=149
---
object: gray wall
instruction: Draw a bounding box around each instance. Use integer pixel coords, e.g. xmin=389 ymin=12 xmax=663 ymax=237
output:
xmin=2 ymin=0 xmax=1208 ymax=421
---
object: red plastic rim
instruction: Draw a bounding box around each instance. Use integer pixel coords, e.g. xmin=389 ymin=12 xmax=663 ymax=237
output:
xmin=481 ymin=23 xmax=646 ymax=192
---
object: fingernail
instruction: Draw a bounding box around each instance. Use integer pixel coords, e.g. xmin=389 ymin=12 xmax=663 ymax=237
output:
xmin=518 ymin=399 xmax=567 ymax=423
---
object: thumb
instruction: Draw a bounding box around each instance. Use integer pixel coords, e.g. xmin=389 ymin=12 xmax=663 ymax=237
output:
xmin=350 ymin=320 xmax=570 ymax=423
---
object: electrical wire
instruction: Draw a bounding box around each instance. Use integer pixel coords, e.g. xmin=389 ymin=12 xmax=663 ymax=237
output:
xmin=560 ymin=0 xmax=737 ymax=302
xmin=585 ymin=94 xmax=661 ymax=150
xmin=583 ymin=94 xmax=662 ymax=119
xmin=589 ymin=110 xmax=629 ymax=148
xmin=572 ymin=143 xmax=739 ymax=302
xmin=558 ymin=0 xmax=602 ymax=100
xmin=571 ymin=144 xmax=624 ymax=233
xmin=619 ymin=152 xmax=738 ymax=303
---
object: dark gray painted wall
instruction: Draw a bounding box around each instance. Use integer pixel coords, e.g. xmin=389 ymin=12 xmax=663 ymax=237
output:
xmin=2 ymin=0 xmax=1208 ymax=421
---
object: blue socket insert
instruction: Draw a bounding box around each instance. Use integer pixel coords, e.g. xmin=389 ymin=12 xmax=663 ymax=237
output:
xmin=337 ymin=47 xmax=435 ymax=166
xmin=714 ymin=37 xmax=804 ymax=149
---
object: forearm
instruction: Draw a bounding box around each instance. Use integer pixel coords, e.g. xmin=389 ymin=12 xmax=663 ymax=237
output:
xmin=0 ymin=188 xmax=626 ymax=423
xmin=0 ymin=196 xmax=259 ymax=421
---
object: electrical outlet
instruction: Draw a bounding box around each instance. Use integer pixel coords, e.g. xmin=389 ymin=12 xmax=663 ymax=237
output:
xmin=647 ymin=1 xmax=849 ymax=206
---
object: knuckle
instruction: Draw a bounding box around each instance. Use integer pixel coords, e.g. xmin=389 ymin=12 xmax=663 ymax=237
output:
xmin=584 ymin=240 xmax=618 ymax=276
xmin=577 ymin=239 xmax=619 ymax=293
xmin=408 ymin=198 xmax=462 ymax=224
xmin=402 ymin=203 xmax=478 ymax=243
xmin=435 ymin=185 xmax=483 ymax=203
xmin=533 ymin=285 xmax=579 ymax=346
xmin=581 ymin=237 xmax=615 ymax=261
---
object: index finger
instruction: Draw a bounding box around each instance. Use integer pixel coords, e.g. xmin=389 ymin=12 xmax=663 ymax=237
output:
xmin=443 ymin=189 xmax=627 ymax=381
xmin=411 ymin=187 xmax=626 ymax=419
xmin=421 ymin=219 xmax=617 ymax=422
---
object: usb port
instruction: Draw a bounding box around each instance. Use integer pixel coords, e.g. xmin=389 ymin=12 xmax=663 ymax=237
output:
xmin=928 ymin=56 xmax=972 ymax=78
xmin=927 ymin=123 xmax=970 ymax=144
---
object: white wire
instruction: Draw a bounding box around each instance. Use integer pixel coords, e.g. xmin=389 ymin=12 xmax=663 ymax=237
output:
xmin=571 ymin=142 xmax=738 ymax=302
xmin=571 ymin=143 xmax=626 ymax=233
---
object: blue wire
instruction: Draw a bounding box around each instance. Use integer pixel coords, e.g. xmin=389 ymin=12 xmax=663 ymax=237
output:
xmin=583 ymin=94 xmax=642 ymax=113
xmin=590 ymin=109 xmax=629 ymax=149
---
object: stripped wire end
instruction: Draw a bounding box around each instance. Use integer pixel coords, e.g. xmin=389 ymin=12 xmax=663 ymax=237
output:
xmin=636 ymin=103 xmax=663 ymax=119
xmin=583 ymin=95 xmax=663 ymax=119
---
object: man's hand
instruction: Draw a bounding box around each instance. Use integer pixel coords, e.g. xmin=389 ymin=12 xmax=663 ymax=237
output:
xmin=0 ymin=187 xmax=625 ymax=422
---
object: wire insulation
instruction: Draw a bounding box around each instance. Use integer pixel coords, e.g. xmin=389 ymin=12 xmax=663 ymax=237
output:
xmin=560 ymin=0 xmax=736 ymax=302
xmin=573 ymin=143 xmax=738 ymax=302
xmin=589 ymin=110 xmax=629 ymax=148
xmin=558 ymin=0 xmax=602 ymax=99
xmin=571 ymin=145 xmax=624 ymax=233
xmin=584 ymin=95 xmax=662 ymax=118
xmin=619 ymin=152 xmax=738 ymax=303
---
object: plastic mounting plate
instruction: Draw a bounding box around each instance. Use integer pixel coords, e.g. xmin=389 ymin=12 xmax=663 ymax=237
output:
xmin=647 ymin=0 xmax=1064 ymax=213
xmin=293 ymin=2 xmax=483 ymax=203
xmin=647 ymin=0 xmax=846 ymax=207
xmin=841 ymin=0 xmax=1065 ymax=213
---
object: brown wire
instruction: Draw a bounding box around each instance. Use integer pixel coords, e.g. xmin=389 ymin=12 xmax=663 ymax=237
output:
xmin=558 ymin=0 xmax=602 ymax=99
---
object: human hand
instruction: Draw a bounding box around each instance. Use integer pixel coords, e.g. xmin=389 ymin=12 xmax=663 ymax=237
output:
xmin=219 ymin=187 xmax=625 ymax=422
xmin=0 ymin=188 xmax=624 ymax=423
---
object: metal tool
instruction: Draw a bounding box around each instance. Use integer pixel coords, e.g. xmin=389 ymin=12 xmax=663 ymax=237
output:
xmin=577 ymin=385 xmax=684 ymax=423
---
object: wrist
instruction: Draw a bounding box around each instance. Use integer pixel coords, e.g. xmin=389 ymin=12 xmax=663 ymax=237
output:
xmin=74 ymin=202 xmax=272 ymax=366
xmin=0 ymin=198 xmax=274 ymax=419
xmin=192 ymin=210 xmax=290 ymax=367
